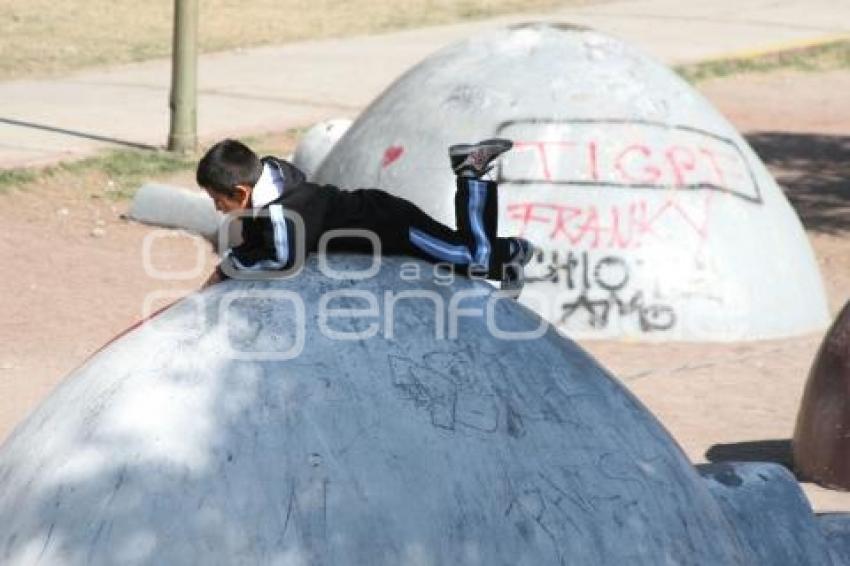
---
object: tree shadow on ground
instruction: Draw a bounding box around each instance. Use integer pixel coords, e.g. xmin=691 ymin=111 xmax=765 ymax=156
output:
xmin=705 ymin=439 xmax=794 ymax=472
xmin=745 ymin=132 xmax=850 ymax=235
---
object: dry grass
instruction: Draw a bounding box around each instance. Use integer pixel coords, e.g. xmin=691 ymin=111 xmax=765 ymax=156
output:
xmin=0 ymin=0 xmax=571 ymax=80
xmin=676 ymin=38 xmax=850 ymax=83
xmin=0 ymin=129 xmax=300 ymax=199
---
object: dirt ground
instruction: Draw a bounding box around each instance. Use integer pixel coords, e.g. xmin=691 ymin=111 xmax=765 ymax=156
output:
xmin=1 ymin=68 xmax=849 ymax=512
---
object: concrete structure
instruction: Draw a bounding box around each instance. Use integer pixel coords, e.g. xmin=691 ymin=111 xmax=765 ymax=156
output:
xmin=313 ymin=23 xmax=829 ymax=341
xmin=697 ymin=462 xmax=835 ymax=565
xmin=127 ymin=183 xmax=221 ymax=243
xmin=794 ymin=301 xmax=850 ymax=490
xmin=0 ymin=256 xmax=848 ymax=564
xmin=819 ymin=514 xmax=850 ymax=564
xmin=292 ymin=118 xmax=352 ymax=179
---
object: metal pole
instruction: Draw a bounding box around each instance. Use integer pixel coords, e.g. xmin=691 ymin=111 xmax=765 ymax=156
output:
xmin=167 ymin=0 xmax=198 ymax=152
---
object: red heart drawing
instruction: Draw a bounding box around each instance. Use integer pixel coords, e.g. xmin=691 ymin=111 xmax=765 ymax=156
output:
xmin=381 ymin=145 xmax=404 ymax=168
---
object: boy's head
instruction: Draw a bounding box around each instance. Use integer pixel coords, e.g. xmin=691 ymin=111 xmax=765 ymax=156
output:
xmin=196 ymin=139 xmax=263 ymax=212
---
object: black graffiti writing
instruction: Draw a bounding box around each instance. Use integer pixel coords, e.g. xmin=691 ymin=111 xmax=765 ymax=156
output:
xmin=528 ymin=251 xmax=676 ymax=332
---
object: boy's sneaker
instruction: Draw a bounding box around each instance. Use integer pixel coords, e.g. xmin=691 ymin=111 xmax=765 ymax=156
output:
xmin=500 ymin=237 xmax=537 ymax=297
xmin=449 ymin=138 xmax=513 ymax=178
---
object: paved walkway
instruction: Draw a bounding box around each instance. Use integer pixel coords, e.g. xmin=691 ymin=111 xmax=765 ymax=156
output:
xmin=1 ymin=0 xmax=847 ymax=168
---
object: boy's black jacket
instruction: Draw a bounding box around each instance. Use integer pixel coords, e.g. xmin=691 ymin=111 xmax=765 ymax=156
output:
xmin=219 ymin=156 xmax=404 ymax=277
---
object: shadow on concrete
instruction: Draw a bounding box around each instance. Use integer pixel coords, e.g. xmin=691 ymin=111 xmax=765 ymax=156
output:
xmin=0 ymin=117 xmax=158 ymax=152
xmin=745 ymin=131 xmax=850 ymax=235
xmin=705 ymin=439 xmax=794 ymax=471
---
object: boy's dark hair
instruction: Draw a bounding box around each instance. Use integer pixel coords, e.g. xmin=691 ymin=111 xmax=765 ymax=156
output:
xmin=196 ymin=139 xmax=263 ymax=197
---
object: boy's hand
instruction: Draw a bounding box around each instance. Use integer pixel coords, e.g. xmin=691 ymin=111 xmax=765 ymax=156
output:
xmin=201 ymin=268 xmax=223 ymax=289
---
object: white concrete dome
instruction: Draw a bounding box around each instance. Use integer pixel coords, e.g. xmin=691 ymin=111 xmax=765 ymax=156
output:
xmin=293 ymin=118 xmax=352 ymax=179
xmin=313 ymin=23 xmax=829 ymax=341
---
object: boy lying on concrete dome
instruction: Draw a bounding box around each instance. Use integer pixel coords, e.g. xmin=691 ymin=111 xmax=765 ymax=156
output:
xmin=196 ymin=138 xmax=536 ymax=293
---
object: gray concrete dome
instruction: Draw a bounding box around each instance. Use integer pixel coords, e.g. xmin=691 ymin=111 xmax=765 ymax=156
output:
xmin=0 ymin=257 xmax=754 ymax=565
xmin=313 ymin=23 xmax=829 ymax=341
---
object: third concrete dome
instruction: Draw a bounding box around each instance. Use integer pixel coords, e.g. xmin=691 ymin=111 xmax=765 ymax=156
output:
xmin=312 ymin=23 xmax=829 ymax=341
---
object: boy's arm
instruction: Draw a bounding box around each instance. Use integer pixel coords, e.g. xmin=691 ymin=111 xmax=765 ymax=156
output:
xmin=204 ymin=210 xmax=293 ymax=286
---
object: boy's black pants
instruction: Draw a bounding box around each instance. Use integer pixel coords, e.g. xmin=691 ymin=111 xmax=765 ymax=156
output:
xmin=324 ymin=177 xmax=513 ymax=280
